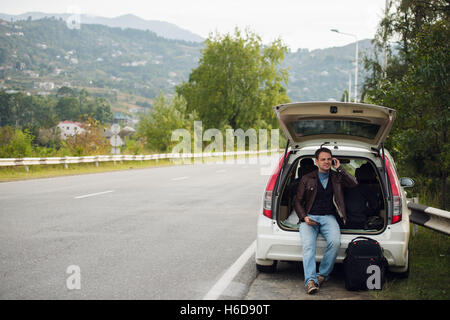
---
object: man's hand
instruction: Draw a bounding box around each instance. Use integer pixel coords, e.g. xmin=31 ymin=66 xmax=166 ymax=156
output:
xmin=304 ymin=216 xmax=319 ymax=226
xmin=332 ymin=157 xmax=340 ymax=169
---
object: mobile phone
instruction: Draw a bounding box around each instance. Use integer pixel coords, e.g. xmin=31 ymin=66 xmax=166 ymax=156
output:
xmin=332 ymin=159 xmax=336 ymax=166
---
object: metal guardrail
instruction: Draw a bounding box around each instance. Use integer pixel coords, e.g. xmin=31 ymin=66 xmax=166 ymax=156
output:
xmin=0 ymin=149 xmax=280 ymax=170
xmin=3 ymin=152 xmax=448 ymax=235
xmin=407 ymin=201 xmax=450 ymax=236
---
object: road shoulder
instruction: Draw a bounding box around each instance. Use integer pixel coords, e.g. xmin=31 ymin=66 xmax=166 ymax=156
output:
xmin=244 ymin=261 xmax=372 ymax=300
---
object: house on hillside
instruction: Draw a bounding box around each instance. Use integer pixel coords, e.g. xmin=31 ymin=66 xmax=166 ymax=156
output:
xmin=57 ymin=121 xmax=84 ymax=140
xmin=113 ymin=112 xmax=133 ymax=125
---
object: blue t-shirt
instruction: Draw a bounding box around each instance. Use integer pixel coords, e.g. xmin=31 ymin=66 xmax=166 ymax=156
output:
xmin=318 ymin=171 xmax=329 ymax=189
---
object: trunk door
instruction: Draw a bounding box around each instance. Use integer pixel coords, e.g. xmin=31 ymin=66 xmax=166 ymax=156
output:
xmin=273 ymin=102 xmax=396 ymax=150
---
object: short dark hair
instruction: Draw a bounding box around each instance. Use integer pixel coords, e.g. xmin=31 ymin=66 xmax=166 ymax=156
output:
xmin=315 ymin=147 xmax=332 ymax=159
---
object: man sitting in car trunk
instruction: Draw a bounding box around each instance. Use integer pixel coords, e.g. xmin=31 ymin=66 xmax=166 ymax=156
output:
xmin=294 ymin=147 xmax=358 ymax=294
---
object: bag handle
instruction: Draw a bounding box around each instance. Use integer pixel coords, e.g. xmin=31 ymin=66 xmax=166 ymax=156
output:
xmin=350 ymin=236 xmax=377 ymax=243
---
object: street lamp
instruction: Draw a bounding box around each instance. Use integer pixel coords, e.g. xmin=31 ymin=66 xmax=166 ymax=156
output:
xmin=331 ymin=29 xmax=359 ymax=102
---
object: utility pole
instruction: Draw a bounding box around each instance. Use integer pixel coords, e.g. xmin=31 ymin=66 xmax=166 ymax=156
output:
xmin=382 ymin=0 xmax=390 ymax=78
xmin=331 ymin=29 xmax=359 ymax=102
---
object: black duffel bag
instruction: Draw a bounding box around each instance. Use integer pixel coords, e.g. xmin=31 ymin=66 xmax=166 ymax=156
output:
xmin=343 ymin=236 xmax=388 ymax=291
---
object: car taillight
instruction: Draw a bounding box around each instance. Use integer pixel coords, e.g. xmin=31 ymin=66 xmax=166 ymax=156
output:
xmin=392 ymin=196 xmax=402 ymax=223
xmin=263 ymin=191 xmax=273 ymax=218
xmin=262 ymin=152 xmax=290 ymax=219
xmin=384 ymin=155 xmax=402 ymax=224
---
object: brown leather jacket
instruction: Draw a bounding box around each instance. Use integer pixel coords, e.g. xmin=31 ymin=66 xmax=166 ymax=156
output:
xmin=294 ymin=166 xmax=358 ymax=224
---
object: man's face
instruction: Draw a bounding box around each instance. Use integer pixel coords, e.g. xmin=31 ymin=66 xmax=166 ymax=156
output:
xmin=315 ymin=151 xmax=332 ymax=173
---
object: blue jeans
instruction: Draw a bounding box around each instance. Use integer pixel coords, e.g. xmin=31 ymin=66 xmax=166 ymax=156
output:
xmin=298 ymin=214 xmax=341 ymax=287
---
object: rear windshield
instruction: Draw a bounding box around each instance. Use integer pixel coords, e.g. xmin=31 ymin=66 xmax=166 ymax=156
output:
xmin=292 ymin=120 xmax=380 ymax=139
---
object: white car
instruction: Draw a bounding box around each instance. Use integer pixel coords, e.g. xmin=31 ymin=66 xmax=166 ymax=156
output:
xmin=256 ymin=102 xmax=413 ymax=277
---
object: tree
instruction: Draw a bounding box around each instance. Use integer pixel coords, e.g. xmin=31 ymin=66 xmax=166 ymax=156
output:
xmin=0 ymin=129 xmax=34 ymax=158
xmin=137 ymin=94 xmax=190 ymax=153
xmin=364 ymin=0 xmax=448 ymax=88
xmin=57 ymin=86 xmax=75 ymax=97
xmin=93 ymin=97 xmax=113 ymax=124
xmin=176 ymin=28 xmax=290 ymax=130
xmin=55 ymin=96 xmax=80 ymax=121
xmin=0 ymin=126 xmax=14 ymax=147
xmin=385 ymin=21 xmax=449 ymax=210
xmin=37 ymin=127 xmax=62 ymax=149
xmin=363 ymin=0 xmax=449 ymax=209
xmin=0 ymin=91 xmax=58 ymax=129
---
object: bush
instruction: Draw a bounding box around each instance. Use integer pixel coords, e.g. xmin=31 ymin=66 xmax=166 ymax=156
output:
xmin=62 ymin=118 xmax=110 ymax=156
xmin=0 ymin=129 xmax=34 ymax=158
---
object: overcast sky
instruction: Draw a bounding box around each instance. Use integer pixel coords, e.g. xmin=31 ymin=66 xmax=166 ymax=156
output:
xmin=1 ymin=0 xmax=388 ymax=51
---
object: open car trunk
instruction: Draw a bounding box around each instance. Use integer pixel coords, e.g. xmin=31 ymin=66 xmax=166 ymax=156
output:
xmin=271 ymin=102 xmax=396 ymax=235
xmin=273 ymin=101 xmax=395 ymax=151
xmin=276 ymin=154 xmax=387 ymax=235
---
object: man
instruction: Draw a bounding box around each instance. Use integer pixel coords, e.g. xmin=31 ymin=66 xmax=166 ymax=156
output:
xmin=294 ymin=147 xmax=358 ymax=294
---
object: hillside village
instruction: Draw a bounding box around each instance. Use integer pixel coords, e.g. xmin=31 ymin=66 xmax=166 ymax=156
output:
xmin=0 ymin=16 xmax=372 ymax=123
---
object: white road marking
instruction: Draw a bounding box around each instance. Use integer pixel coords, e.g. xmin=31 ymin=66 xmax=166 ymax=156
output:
xmin=74 ymin=190 xmax=115 ymax=199
xmin=171 ymin=176 xmax=189 ymax=181
xmin=203 ymin=240 xmax=256 ymax=300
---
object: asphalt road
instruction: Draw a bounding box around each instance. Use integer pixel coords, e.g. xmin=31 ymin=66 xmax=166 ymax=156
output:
xmin=0 ymin=159 xmax=271 ymax=299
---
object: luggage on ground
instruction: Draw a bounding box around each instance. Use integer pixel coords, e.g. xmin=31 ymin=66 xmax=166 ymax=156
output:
xmin=343 ymin=236 xmax=388 ymax=291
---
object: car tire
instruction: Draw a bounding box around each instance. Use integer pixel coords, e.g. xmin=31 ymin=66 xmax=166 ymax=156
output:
xmin=256 ymin=260 xmax=277 ymax=273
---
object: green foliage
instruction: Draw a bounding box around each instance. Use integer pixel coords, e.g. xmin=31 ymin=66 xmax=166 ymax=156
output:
xmin=93 ymin=97 xmax=113 ymax=123
xmin=0 ymin=88 xmax=112 ymax=129
xmin=56 ymin=86 xmax=76 ymax=97
xmin=0 ymin=128 xmax=34 ymax=158
xmin=138 ymin=93 xmax=191 ymax=153
xmin=176 ymin=28 xmax=290 ymax=130
xmin=121 ymin=135 xmax=146 ymax=155
xmin=36 ymin=127 xmax=62 ymax=149
xmin=55 ymin=96 xmax=80 ymax=121
xmin=0 ymin=88 xmax=113 ymax=158
xmin=54 ymin=90 xmax=112 ymax=123
xmin=0 ymin=126 xmax=14 ymax=146
xmin=0 ymin=91 xmax=57 ymax=129
xmin=363 ymin=0 xmax=449 ymax=209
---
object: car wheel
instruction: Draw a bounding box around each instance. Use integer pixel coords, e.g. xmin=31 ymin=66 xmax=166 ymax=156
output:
xmin=256 ymin=260 xmax=277 ymax=273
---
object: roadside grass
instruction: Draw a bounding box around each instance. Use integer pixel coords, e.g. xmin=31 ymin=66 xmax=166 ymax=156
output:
xmin=0 ymin=159 xmax=176 ymax=182
xmin=372 ymin=225 xmax=450 ymax=300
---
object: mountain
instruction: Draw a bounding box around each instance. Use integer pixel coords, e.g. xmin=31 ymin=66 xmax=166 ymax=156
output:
xmin=0 ymin=17 xmax=374 ymax=115
xmin=0 ymin=12 xmax=204 ymax=43
xmin=284 ymin=39 xmax=373 ymax=102
xmin=0 ymin=16 xmax=202 ymax=111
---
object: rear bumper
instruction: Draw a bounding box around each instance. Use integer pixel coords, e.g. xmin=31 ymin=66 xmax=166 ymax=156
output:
xmin=256 ymin=215 xmax=410 ymax=268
